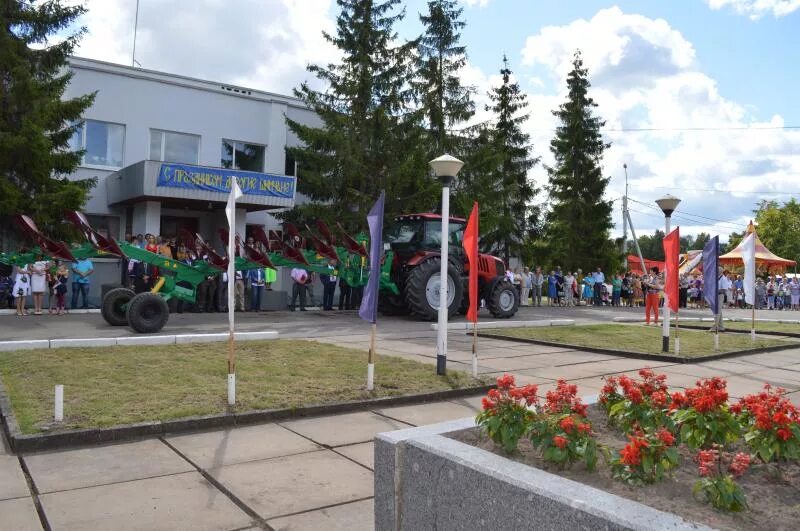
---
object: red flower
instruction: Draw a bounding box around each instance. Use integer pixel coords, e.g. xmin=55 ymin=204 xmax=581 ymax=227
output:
xmin=697 ymin=449 xmax=718 ymax=477
xmin=577 ymin=423 xmax=592 ymax=435
xmin=553 ymin=435 xmax=567 ymax=449
xmin=651 ymin=390 xmax=667 ymax=408
xmin=728 ymin=452 xmax=751 ymax=477
xmin=730 ymin=403 xmax=742 ymax=415
xmin=496 ymin=374 xmax=515 ymax=389
xmin=487 ymin=389 xmax=501 ymax=401
xmin=481 ymin=397 xmax=495 ymax=411
xmin=620 ymin=440 xmax=642 ymax=466
xmin=657 ymin=427 xmax=675 ymax=447
xmin=559 ymin=416 xmax=575 ymax=434
xmin=777 ymin=428 xmax=791 ymax=441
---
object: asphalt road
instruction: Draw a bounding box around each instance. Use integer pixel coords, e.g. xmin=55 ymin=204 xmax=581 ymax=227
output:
xmin=0 ymin=303 xmax=794 ymax=341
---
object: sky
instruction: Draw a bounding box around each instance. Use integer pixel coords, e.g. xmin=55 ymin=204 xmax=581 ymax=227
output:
xmin=64 ymin=0 xmax=800 ymax=244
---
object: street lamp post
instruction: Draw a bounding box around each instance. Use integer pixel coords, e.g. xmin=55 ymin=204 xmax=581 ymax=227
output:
xmin=429 ymin=154 xmax=464 ymax=376
xmin=655 ymin=194 xmax=681 ymax=353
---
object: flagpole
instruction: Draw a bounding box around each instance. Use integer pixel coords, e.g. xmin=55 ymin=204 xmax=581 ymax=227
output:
xmin=675 ymin=310 xmax=680 ymax=355
xmin=367 ymin=322 xmax=376 ymax=391
xmin=751 ymin=304 xmax=756 ymax=342
xmin=226 ymin=177 xmax=241 ymax=407
xmin=471 ymin=324 xmax=478 ymax=378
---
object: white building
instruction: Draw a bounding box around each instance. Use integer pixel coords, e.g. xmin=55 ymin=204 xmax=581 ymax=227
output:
xmin=64 ymin=56 xmax=318 ymax=245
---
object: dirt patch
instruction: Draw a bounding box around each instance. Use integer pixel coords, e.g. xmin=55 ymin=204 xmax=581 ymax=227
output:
xmin=449 ymin=405 xmax=800 ymax=531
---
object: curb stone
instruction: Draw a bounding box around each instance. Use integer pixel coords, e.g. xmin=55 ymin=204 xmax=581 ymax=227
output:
xmin=475 ymin=331 xmax=800 ymax=364
xmin=0 ymin=380 xmax=493 ymax=454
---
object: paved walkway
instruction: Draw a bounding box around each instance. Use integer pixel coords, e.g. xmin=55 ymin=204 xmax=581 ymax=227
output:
xmin=2 ymin=308 xmax=800 ymax=529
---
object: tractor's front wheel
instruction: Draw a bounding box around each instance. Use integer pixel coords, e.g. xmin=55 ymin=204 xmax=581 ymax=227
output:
xmin=404 ymin=257 xmax=463 ymax=321
xmin=487 ymin=279 xmax=519 ymax=318
xmin=127 ymin=292 xmax=170 ymax=333
xmin=102 ymin=287 xmax=134 ymax=326
xmin=378 ymin=293 xmax=409 ymax=316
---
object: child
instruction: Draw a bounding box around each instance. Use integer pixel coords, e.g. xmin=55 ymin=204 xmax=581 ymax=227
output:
xmin=54 ymin=265 xmax=69 ymax=315
xmin=13 ymin=264 xmax=31 ymax=316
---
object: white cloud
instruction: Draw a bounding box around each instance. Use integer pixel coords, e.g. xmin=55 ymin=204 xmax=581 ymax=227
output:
xmin=517 ymin=6 xmax=800 ymax=239
xmin=461 ymin=0 xmax=493 ymax=7
xmin=705 ymin=0 xmax=800 ymax=19
xmin=72 ymin=0 xmax=337 ymax=95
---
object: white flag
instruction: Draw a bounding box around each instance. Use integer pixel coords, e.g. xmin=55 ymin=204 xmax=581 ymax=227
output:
xmin=226 ymin=178 xmax=243 ymax=332
xmin=742 ymin=232 xmax=756 ymax=305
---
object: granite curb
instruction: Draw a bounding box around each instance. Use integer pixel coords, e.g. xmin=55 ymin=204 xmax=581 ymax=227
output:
xmin=0 ymin=331 xmax=279 ymax=351
xmin=680 ymin=324 xmax=800 ymax=338
xmin=475 ymin=331 xmax=800 ymax=364
xmin=0 ymin=381 xmax=494 ymax=454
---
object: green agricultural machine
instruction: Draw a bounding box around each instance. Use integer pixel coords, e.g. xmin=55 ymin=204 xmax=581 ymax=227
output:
xmin=0 ymin=212 xmax=398 ymax=333
xmin=1 ymin=210 xmax=517 ymax=333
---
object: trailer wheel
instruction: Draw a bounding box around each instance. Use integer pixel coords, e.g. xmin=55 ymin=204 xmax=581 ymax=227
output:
xmin=127 ymin=292 xmax=170 ymax=333
xmin=487 ymin=279 xmax=519 ymax=318
xmin=101 ymin=288 xmax=135 ymax=326
xmin=404 ymin=257 xmax=463 ymax=321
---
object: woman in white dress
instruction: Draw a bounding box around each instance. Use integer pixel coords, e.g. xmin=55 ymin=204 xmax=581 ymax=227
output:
xmin=13 ymin=264 xmax=31 ymax=316
xmin=790 ymin=278 xmax=800 ymax=311
xmin=30 ymin=257 xmax=50 ymax=315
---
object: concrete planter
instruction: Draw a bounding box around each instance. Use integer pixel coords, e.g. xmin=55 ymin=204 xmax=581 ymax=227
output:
xmin=375 ymin=417 xmax=711 ymax=531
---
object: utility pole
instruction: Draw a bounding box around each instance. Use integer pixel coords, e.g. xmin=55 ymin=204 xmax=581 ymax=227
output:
xmin=132 ymin=0 xmax=140 ymax=67
xmin=622 ymin=164 xmax=629 ymax=270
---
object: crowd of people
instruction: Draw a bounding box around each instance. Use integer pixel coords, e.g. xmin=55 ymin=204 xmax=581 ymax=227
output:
xmin=506 ymin=266 xmax=800 ymax=312
xmin=0 ymin=232 xmax=369 ymax=315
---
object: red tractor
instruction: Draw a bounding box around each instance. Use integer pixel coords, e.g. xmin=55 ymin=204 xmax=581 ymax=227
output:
xmin=379 ymin=213 xmax=519 ymax=320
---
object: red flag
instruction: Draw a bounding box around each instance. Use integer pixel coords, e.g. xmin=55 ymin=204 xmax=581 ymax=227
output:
xmin=663 ymin=227 xmax=680 ymax=313
xmin=463 ymin=202 xmax=479 ymax=323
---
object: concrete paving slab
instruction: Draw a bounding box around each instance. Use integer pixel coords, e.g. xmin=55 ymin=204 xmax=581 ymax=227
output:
xmin=166 ymin=423 xmax=321 ymax=469
xmin=334 ymin=442 xmax=374 ymax=470
xmin=0 ymin=456 xmax=30 ymax=501
xmin=25 ymin=439 xmax=193 ymax=494
xmin=268 ymin=497 xmax=374 ymax=531
xmin=747 ymin=369 xmax=800 ymax=389
xmin=375 ymin=401 xmax=478 ymax=427
xmin=211 ymin=450 xmax=373 ymax=520
xmin=0 ymin=496 xmax=42 ymax=531
xmin=517 ymin=364 xmax=613 ymax=381
xmin=40 ymin=471 xmax=252 ymax=531
xmin=473 ymin=355 xmax=555 ymax=371
xmin=280 ymin=411 xmax=411 ymax=447
xmin=724 ymin=375 xmax=778 ymax=398
xmin=670 ymin=362 xmax=751 ymax=379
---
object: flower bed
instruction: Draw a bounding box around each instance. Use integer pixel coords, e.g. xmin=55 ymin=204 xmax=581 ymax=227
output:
xmin=453 ymin=372 xmax=800 ymax=530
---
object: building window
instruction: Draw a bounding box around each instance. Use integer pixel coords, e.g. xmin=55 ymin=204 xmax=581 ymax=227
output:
xmin=70 ymin=120 xmax=125 ymax=168
xmin=221 ymin=139 xmax=265 ymax=172
xmin=150 ymin=129 xmax=200 ymax=164
xmin=284 ymin=148 xmax=296 ymax=176
xmin=86 ymin=215 xmax=120 ymax=241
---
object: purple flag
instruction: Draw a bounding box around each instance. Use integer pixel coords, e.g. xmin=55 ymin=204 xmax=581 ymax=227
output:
xmin=359 ymin=191 xmax=385 ymax=324
xmin=702 ymin=236 xmax=719 ymax=314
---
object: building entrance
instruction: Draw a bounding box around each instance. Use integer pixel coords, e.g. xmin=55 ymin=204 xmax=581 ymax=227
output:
xmin=160 ymin=216 xmax=199 ymax=239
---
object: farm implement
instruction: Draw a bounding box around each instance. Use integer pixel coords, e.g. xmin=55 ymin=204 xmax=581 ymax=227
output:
xmin=1 ymin=210 xmax=518 ymax=334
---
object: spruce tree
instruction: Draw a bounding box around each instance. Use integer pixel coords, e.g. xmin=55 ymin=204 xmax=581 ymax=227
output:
xmin=285 ymin=0 xmax=433 ymax=230
xmin=0 ymin=0 xmax=96 ymax=242
xmin=546 ymin=51 xmax=613 ymax=271
xmin=478 ymin=56 xmax=538 ymax=264
xmin=415 ymin=0 xmax=474 ymax=155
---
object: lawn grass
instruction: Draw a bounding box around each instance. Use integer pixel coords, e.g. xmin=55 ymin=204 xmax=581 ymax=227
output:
xmin=0 ymin=340 xmax=484 ymax=434
xmin=483 ymin=324 xmax=791 ymax=358
xmin=722 ymin=320 xmax=800 ymax=335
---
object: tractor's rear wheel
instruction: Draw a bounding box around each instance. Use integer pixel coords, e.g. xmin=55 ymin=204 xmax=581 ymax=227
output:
xmin=102 ymin=287 xmax=134 ymax=326
xmin=404 ymin=257 xmax=463 ymax=321
xmin=378 ymin=293 xmax=409 ymax=316
xmin=457 ymin=280 xmax=470 ymax=315
xmin=127 ymin=292 xmax=170 ymax=333
xmin=487 ymin=279 xmax=519 ymax=318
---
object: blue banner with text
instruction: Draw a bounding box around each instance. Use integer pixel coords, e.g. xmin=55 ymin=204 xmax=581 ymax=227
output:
xmin=156 ymin=163 xmax=295 ymax=199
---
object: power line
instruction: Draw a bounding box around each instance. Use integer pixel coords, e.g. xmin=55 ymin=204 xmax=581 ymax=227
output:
xmin=603 ymin=125 xmax=800 ymax=133
xmin=629 ymin=184 xmax=800 ymax=196
xmin=627 ymin=198 xmax=743 ymax=230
